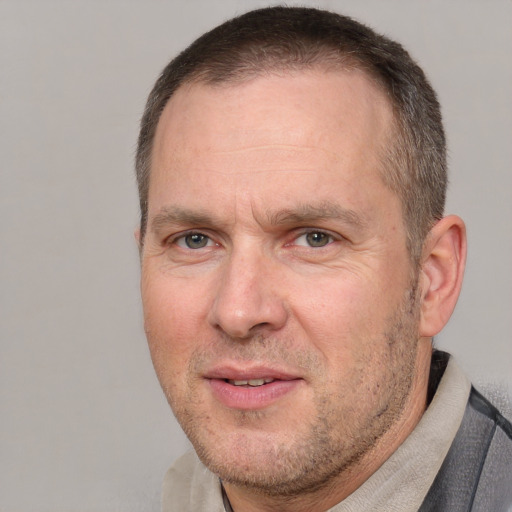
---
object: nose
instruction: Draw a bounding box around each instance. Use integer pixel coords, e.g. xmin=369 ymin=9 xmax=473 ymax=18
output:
xmin=208 ymin=248 xmax=288 ymax=339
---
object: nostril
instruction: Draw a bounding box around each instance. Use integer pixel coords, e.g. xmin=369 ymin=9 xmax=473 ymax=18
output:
xmin=251 ymin=322 xmax=270 ymax=331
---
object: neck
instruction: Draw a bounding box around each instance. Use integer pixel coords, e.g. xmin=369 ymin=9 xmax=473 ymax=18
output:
xmin=224 ymin=340 xmax=433 ymax=512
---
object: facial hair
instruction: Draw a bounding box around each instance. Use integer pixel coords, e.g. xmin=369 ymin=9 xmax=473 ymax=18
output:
xmin=163 ymin=281 xmax=421 ymax=499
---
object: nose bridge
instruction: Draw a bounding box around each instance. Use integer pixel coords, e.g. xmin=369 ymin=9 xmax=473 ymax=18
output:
xmin=209 ymin=241 xmax=287 ymax=339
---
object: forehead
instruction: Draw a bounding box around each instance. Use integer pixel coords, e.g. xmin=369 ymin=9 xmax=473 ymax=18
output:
xmin=154 ymin=69 xmax=392 ymax=155
xmin=149 ymin=69 xmax=397 ymax=220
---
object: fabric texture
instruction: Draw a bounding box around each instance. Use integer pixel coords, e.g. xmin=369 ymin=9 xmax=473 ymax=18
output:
xmin=419 ymin=385 xmax=512 ymax=511
xmin=161 ymin=353 xmax=512 ymax=511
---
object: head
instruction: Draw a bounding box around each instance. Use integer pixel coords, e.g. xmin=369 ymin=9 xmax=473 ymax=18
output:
xmin=136 ymin=7 xmax=465 ymax=509
xmin=136 ymin=6 xmax=447 ymax=264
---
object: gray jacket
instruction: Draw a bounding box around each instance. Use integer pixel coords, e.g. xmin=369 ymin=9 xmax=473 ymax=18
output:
xmin=420 ymin=354 xmax=512 ymax=511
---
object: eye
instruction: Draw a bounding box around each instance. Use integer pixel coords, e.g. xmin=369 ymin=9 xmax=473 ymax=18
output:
xmin=294 ymin=231 xmax=334 ymax=248
xmin=175 ymin=232 xmax=214 ymax=249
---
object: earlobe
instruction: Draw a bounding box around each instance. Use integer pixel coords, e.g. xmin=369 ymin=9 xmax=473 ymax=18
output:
xmin=418 ymin=215 xmax=467 ymax=337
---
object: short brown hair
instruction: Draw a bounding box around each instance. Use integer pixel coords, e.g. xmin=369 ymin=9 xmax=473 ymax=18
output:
xmin=136 ymin=6 xmax=446 ymax=261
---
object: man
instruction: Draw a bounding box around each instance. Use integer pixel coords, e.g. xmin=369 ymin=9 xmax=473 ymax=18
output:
xmin=135 ymin=7 xmax=512 ymax=511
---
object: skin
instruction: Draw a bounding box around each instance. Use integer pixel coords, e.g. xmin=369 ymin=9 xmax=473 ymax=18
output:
xmin=139 ymin=69 xmax=466 ymax=512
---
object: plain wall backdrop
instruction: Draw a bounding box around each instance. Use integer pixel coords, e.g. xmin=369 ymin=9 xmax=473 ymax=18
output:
xmin=1 ymin=1 xmax=510 ymax=510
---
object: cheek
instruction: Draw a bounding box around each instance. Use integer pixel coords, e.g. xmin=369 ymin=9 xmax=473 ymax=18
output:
xmin=292 ymin=273 xmax=376 ymax=342
xmin=141 ymin=272 xmax=210 ymax=372
xmin=289 ymin=267 xmax=405 ymax=378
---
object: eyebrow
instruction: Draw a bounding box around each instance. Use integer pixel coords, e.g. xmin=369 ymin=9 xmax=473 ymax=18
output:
xmin=150 ymin=202 xmax=368 ymax=234
xmin=267 ymin=202 xmax=368 ymax=229
xmin=150 ymin=206 xmax=220 ymax=234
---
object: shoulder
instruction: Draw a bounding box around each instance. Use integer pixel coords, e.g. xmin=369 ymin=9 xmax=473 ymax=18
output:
xmin=421 ymin=386 xmax=512 ymax=511
xmin=467 ymin=386 xmax=512 ymax=441
xmin=464 ymin=387 xmax=512 ymax=510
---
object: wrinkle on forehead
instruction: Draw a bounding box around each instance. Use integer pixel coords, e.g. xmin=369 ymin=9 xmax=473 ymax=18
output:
xmin=149 ymin=69 xmax=397 ymax=227
xmin=211 ymin=143 xmax=325 ymax=157
xmin=154 ymin=69 xmax=393 ymax=158
xmin=160 ymin=144 xmax=343 ymax=180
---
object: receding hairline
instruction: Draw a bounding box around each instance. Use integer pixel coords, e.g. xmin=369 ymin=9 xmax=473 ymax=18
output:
xmin=148 ymin=62 xmax=403 ymax=210
xmin=136 ymin=5 xmax=447 ymax=266
xmin=180 ymin=45 xmax=372 ymax=83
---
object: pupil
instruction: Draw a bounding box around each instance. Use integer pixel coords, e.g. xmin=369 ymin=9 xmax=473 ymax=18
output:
xmin=186 ymin=234 xmax=207 ymax=249
xmin=307 ymin=232 xmax=328 ymax=247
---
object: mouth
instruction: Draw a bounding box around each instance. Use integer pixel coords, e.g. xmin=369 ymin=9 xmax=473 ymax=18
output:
xmin=205 ymin=366 xmax=302 ymax=410
xmin=225 ymin=378 xmax=276 ymax=387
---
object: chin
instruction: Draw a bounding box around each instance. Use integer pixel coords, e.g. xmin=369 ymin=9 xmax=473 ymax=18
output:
xmin=179 ymin=410 xmax=354 ymax=497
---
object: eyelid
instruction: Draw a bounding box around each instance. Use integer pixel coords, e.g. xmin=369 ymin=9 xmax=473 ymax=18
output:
xmin=165 ymin=227 xmax=342 ymax=249
xmin=169 ymin=230 xmax=218 ymax=249
xmin=289 ymin=228 xmax=341 ymax=247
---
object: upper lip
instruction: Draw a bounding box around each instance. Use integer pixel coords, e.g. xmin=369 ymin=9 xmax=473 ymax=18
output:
xmin=204 ymin=364 xmax=301 ymax=381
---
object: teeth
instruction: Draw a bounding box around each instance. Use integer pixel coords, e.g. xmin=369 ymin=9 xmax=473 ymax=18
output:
xmin=229 ymin=378 xmax=275 ymax=387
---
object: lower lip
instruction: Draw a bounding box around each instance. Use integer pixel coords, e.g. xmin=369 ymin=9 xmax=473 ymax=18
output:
xmin=208 ymin=379 xmax=301 ymax=410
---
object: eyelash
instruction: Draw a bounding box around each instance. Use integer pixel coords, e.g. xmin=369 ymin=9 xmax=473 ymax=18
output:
xmin=291 ymin=230 xmax=336 ymax=248
xmin=169 ymin=229 xmax=338 ymax=250
xmin=172 ymin=231 xmax=217 ymax=250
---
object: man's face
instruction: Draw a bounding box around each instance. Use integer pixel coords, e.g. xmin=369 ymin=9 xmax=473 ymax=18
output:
xmin=141 ymin=70 xmax=423 ymax=494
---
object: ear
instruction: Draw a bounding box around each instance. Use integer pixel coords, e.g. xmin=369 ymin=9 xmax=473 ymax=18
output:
xmin=418 ymin=215 xmax=467 ymax=337
xmin=134 ymin=228 xmax=143 ymax=257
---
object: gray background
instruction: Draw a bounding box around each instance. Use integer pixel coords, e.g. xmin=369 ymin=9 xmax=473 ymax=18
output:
xmin=1 ymin=1 xmax=510 ymax=510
